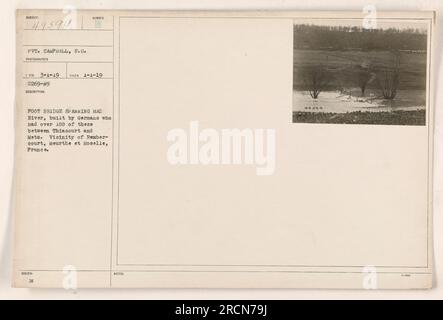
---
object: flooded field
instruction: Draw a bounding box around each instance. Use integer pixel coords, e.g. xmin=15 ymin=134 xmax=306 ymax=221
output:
xmin=293 ymin=89 xmax=426 ymax=114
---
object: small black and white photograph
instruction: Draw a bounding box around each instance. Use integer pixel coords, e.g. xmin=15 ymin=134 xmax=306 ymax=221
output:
xmin=292 ymin=19 xmax=429 ymax=125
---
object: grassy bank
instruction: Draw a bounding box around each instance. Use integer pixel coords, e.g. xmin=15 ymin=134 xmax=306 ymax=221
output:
xmin=292 ymin=110 xmax=426 ymax=125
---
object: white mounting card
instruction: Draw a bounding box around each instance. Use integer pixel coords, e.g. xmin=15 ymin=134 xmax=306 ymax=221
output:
xmin=13 ymin=10 xmax=434 ymax=288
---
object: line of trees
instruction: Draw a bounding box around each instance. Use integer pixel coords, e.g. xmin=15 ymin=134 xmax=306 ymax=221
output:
xmin=294 ymin=24 xmax=427 ymax=51
xmin=294 ymin=24 xmax=426 ymax=34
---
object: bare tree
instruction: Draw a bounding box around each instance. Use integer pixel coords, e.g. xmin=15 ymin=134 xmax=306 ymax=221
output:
xmin=377 ymin=53 xmax=400 ymax=100
xmin=356 ymin=68 xmax=373 ymax=97
xmin=302 ymin=65 xmax=331 ymax=99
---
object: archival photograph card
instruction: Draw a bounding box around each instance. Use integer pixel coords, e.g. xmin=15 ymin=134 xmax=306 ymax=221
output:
xmin=13 ymin=10 xmax=434 ymax=289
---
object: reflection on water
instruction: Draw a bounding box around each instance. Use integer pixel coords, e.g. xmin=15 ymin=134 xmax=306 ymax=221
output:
xmin=293 ymin=89 xmax=426 ymax=113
